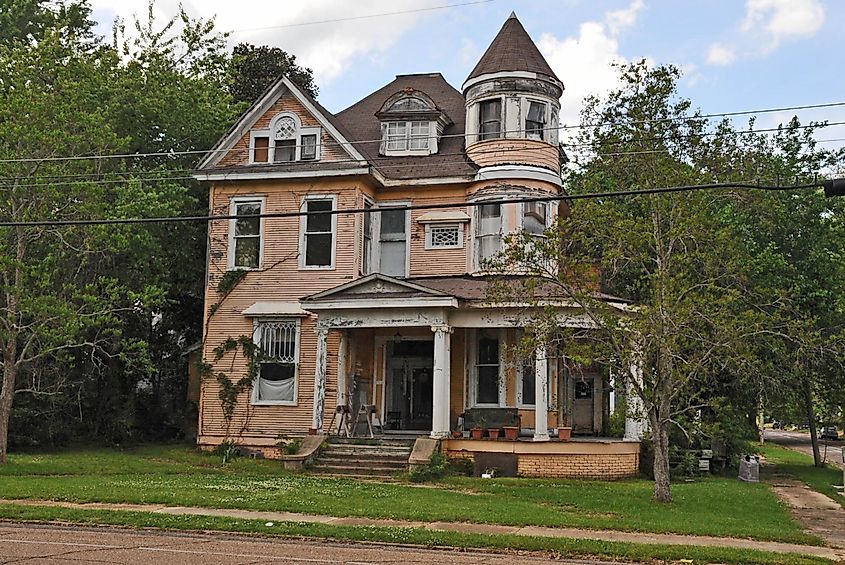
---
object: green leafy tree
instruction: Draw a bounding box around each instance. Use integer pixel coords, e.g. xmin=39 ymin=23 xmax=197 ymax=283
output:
xmin=227 ymin=43 xmax=318 ymax=104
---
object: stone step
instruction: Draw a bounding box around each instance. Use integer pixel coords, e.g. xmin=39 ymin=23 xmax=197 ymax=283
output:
xmin=320 ymin=448 xmax=411 ymax=457
xmin=328 ymin=438 xmax=416 ymax=448
xmin=317 ymin=455 xmax=408 ymax=467
xmin=311 ymin=463 xmax=406 ymax=475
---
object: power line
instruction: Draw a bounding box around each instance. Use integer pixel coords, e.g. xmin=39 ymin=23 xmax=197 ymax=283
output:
xmin=1 ymin=102 xmax=844 ymax=165
xmin=7 ymin=131 xmax=845 ymax=190
xmin=0 ymin=179 xmax=834 ymax=228
xmin=230 ymin=0 xmax=496 ymax=33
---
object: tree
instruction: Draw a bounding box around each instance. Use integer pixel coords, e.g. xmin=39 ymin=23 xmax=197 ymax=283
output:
xmin=227 ymin=43 xmax=318 ymax=104
xmin=0 ymin=1 xmax=240 ymax=458
xmin=490 ymin=62 xmax=825 ymax=501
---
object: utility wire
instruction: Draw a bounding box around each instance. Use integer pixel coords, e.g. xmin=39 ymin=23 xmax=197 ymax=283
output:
xmin=0 ymin=180 xmax=833 ymax=228
xmin=6 ymin=130 xmax=845 ymax=190
xmin=231 ymin=0 xmax=496 ymax=33
xmin=1 ymin=102 xmax=844 ymax=165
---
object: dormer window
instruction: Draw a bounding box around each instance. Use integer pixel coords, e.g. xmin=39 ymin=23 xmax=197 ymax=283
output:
xmin=376 ymin=90 xmax=451 ymax=157
xmin=250 ymin=113 xmax=321 ymax=164
xmin=386 ymin=121 xmax=431 ymax=152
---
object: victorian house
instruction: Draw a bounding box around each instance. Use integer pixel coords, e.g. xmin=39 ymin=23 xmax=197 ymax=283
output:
xmin=194 ymin=14 xmax=641 ymax=478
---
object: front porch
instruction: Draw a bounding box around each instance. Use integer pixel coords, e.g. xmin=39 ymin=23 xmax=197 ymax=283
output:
xmin=301 ymin=274 xmax=642 ymax=478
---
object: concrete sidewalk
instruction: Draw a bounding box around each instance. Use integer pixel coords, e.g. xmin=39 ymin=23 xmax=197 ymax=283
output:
xmin=0 ymin=498 xmax=841 ymax=561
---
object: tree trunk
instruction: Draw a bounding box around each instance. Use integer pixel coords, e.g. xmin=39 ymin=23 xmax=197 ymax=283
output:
xmin=803 ymin=380 xmax=822 ymax=467
xmin=651 ymin=412 xmax=672 ymax=503
xmin=0 ymin=357 xmax=17 ymax=464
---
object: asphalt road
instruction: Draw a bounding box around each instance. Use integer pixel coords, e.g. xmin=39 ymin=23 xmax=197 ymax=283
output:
xmin=0 ymin=523 xmax=619 ymax=565
xmin=764 ymin=429 xmax=845 ymax=469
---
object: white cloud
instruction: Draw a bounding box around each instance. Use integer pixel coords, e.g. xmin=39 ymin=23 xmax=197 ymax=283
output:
xmin=539 ymin=0 xmax=645 ymax=127
xmin=706 ymin=43 xmax=736 ymax=66
xmin=605 ymin=0 xmax=645 ymax=35
xmin=741 ymin=0 xmax=825 ymax=52
xmin=89 ymin=0 xmax=439 ymax=84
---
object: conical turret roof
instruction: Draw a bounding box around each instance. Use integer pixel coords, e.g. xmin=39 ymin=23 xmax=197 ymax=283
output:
xmin=465 ymin=12 xmax=560 ymax=84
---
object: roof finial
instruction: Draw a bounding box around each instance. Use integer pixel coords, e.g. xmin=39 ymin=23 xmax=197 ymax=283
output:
xmin=508 ymin=11 xmax=517 ymax=19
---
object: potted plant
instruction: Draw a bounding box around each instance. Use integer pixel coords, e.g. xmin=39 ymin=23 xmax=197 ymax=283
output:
xmin=451 ymin=430 xmax=462 ymax=439
xmin=487 ymin=426 xmax=501 ymax=440
xmin=557 ymin=413 xmax=572 ymax=440
xmin=470 ymin=417 xmax=486 ymax=440
xmin=502 ymin=413 xmax=519 ymax=441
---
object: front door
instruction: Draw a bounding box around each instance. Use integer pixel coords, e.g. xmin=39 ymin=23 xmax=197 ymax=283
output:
xmin=385 ymin=340 xmax=433 ymax=431
xmin=572 ymin=379 xmax=595 ymax=434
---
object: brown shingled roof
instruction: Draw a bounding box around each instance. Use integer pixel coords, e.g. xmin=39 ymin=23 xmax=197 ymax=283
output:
xmin=465 ymin=12 xmax=560 ymax=84
xmin=335 ymin=73 xmax=477 ymax=181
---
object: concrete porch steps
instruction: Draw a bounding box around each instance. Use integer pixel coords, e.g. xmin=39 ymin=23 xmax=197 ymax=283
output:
xmin=310 ymin=438 xmax=414 ymax=479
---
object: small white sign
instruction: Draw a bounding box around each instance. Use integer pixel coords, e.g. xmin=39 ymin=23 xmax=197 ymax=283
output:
xmin=701 ymin=449 xmax=713 ymax=459
xmin=698 ymin=459 xmax=710 ymax=471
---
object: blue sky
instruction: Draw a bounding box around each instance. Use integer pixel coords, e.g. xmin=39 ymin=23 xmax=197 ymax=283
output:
xmin=90 ymin=0 xmax=845 ymax=151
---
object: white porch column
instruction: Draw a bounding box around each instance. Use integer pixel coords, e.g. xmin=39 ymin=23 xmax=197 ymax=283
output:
xmin=312 ymin=326 xmax=330 ymax=432
xmin=533 ymin=344 xmax=550 ymax=441
xmin=624 ymin=357 xmax=647 ymax=441
xmin=336 ymin=330 xmax=349 ymax=407
xmin=430 ymin=324 xmax=452 ymax=439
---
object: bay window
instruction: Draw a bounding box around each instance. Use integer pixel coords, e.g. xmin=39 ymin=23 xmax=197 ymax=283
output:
xmin=475 ymin=202 xmax=502 ymax=266
xmin=478 ymin=99 xmax=502 ymax=140
xmin=252 ymin=320 xmax=299 ymax=404
xmin=525 ymin=101 xmax=546 ymax=140
xmin=378 ymin=207 xmax=408 ymax=277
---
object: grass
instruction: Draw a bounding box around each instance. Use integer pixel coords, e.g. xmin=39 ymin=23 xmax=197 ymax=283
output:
xmin=0 ymin=443 xmax=817 ymax=545
xmin=760 ymin=443 xmax=844 ymax=507
xmin=0 ymin=503 xmax=831 ymax=565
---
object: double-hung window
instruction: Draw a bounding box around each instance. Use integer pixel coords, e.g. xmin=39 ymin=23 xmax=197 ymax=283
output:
xmin=385 ymin=121 xmax=430 ymax=152
xmin=522 ymin=201 xmax=548 ymax=236
xmin=525 ymin=101 xmax=547 ymax=140
xmin=273 ymin=116 xmax=297 ymax=162
xmin=478 ymin=99 xmax=502 ymax=140
xmin=301 ymin=196 xmax=335 ymax=268
xmin=361 ymin=199 xmax=374 ymax=274
xmin=252 ymin=320 xmax=299 ymax=404
xmin=230 ymin=198 xmax=263 ymax=269
xmin=475 ymin=202 xmax=502 ymax=267
xmin=474 ymin=330 xmax=501 ymax=406
xmin=378 ymin=207 xmax=408 ymax=277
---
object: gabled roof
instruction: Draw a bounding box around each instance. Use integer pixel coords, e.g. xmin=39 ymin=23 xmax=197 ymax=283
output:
xmin=335 ymin=73 xmax=477 ymax=181
xmin=465 ymin=12 xmax=560 ymax=85
xmin=303 ymin=273 xmax=452 ymax=302
xmin=196 ymin=75 xmax=366 ymax=171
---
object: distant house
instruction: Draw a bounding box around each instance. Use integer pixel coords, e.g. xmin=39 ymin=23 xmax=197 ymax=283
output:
xmin=194 ymin=13 xmax=641 ymax=478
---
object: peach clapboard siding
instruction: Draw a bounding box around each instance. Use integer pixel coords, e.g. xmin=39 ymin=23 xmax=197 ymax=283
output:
xmin=466 ymin=138 xmax=559 ymax=171
xmin=217 ymin=91 xmax=351 ymax=167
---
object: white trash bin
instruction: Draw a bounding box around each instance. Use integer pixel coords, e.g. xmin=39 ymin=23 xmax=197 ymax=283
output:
xmin=738 ymin=454 xmax=760 ymax=482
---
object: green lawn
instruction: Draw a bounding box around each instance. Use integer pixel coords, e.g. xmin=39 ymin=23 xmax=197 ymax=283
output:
xmin=0 ymin=443 xmax=817 ymax=545
xmin=0 ymin=504 xmax=829 ymax=565
xmin=760 ymin=443 xmax=844 ymax=507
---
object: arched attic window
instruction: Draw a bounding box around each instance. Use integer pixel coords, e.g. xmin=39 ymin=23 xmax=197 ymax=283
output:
xmin=250 ymin=112 xmax=321 ymax=164
xmin=376 ymin=90 xmax=451 ymax=156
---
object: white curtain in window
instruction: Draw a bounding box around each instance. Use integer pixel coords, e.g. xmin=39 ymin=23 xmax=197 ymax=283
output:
xmin=258 ymin=377 xmax=295 ymax=401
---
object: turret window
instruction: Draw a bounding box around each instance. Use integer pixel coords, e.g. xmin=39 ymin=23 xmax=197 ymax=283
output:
xmin=525 ymin=101 xmax=547 ymax=140
xmin=479 ymin=99 xmax=503 ymax=140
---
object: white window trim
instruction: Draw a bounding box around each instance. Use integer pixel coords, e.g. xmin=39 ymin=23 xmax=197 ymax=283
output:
xmin=382 ymin=120 xmax=435 ymax=156
xmin=516 ymin=351 xmax=553 ymax=408
xmin=249 ymin=130 xmax=271 ymax=164
xmin=228 ymin=196 xmax=265 ymax=271
xmin=361 ymin=196 xmax=375 ymax=275
xmin=299 ymin=194 xmax=337 ymax=270
xmin=247 ymin=113 xmax=322 ymax=165
xmin=523 ymin=98 xmax=548 ymax=141
xmin=364 ymin=200 xmax=411 ymax=277
xmin=250 ymin=318 xmax=301 ymax=406
xmin=424 ymin=223 xmax=464 ymax=249
xmin=469 ymin=328 xmax=505 ymax=408
xmin=477 ymin=97 xmax=504 ymax=141
xmin=472 ymin=199 xmax=505 ymax=272
xmin=520 ymin=200 xmax=552 ymax=236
